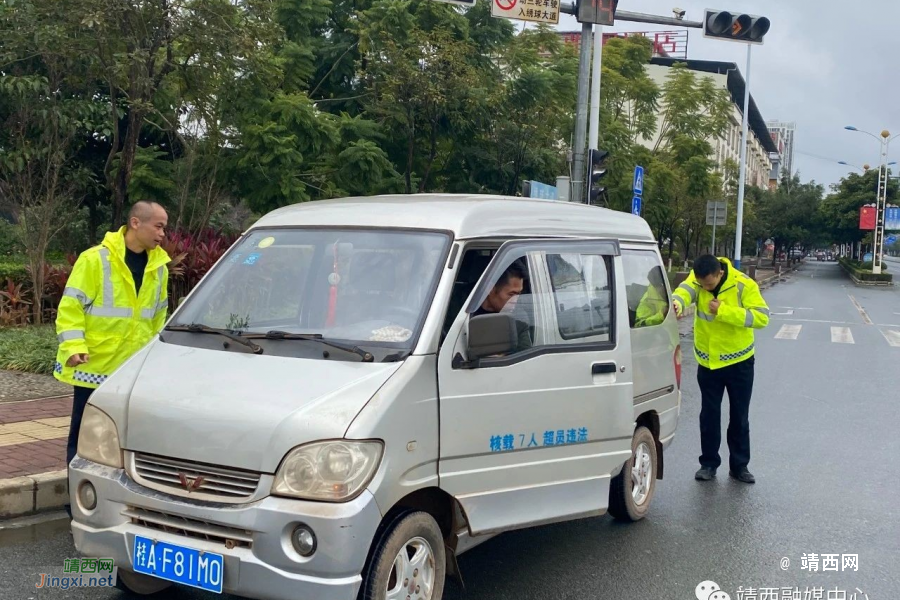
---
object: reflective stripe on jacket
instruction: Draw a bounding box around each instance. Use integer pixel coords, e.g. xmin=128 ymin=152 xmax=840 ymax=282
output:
xmin=672 ymin=257 xmax=769 ymax=370
xmin=54 ymin=227 xmax=170 ymax=388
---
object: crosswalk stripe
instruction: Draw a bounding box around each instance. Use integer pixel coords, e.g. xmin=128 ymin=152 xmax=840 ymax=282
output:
xmin=775 ymin=324 xmax=802 ymax=340
xmin=881 ymin=329 xmax=900 ymax=347
xmin=831 ymin=327 xmax=855 ymax=344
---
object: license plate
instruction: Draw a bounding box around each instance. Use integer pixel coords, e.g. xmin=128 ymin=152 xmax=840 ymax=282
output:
xmin=132 ymin=535 xmax=224 ymax=594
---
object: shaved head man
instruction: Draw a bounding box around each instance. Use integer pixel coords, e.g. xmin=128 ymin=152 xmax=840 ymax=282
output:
xmin=55 ymin=201 xmax=171 ymax=517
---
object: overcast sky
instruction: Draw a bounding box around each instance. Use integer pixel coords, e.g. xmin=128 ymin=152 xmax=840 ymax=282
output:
xmin=552 ymin=0 xmax=900 ymax=193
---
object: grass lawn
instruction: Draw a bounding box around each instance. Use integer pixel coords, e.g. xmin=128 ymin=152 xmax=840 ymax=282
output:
xmin=0 ymin=325 xmax=58 ymax=375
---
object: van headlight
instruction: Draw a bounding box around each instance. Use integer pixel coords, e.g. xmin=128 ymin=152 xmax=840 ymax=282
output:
xmin=272 ymin=441 xmax=383 ymax=502
xmin=77 ymin=405 xmax=123 ymax=468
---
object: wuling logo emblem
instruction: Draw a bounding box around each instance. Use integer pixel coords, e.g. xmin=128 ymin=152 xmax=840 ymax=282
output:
xmin=178 ymin=473 xmax=206 ymax=493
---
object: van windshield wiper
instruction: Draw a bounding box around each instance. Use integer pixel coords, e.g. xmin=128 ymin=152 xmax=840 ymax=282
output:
xmin=165 ymin=324 xmax=263 ymax=354
xmin=244 ymin=330 xmax=374 ymax=363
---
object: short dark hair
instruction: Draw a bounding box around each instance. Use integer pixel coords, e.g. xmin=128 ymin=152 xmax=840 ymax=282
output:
xmin=495 ymin=258 xmax=527 ymax=288
xmin=694 ymin=255 xmax=722 ymax=278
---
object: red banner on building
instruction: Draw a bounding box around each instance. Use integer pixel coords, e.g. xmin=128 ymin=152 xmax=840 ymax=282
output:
xmin=860 ymin=205 xmax=876 ymax=230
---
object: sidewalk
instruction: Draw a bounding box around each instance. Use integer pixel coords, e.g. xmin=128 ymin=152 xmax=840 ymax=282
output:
xmin=0 ymin=370 xmax=72 ymax=519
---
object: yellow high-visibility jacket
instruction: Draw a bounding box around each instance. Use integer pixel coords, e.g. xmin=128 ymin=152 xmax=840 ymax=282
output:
xmin=672 ymin=257 xmax=769 ymax=370
xmin=54 ymin=227 xmax=170 ymax=388
xmin=634 ymin=284 xmax=668 ymax=328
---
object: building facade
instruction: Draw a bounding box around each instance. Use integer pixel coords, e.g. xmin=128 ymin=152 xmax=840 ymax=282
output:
xmin=642 ymin=58 xmax=777 ymax=190
xmin=765 ymin=121 xmax=796 ymax=178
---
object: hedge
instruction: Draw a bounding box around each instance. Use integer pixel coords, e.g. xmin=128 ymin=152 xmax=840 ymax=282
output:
xmin=0 ymin=326 xmax=58 ymax=375
xmin=838 ymin=258 xmax=893 ymax=283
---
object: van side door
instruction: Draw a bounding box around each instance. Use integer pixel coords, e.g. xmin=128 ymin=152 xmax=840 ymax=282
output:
xmin=437 ymin=239 xmax=634 ymax=536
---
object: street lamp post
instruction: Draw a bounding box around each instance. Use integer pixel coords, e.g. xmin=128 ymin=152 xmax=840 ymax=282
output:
xmin=844 ymin=126 xmax=900 ymax=274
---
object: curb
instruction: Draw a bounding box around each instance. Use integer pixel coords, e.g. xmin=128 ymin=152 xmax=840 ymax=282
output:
xmin=0 ymin=470 xmax=67 ymax=519
xmin=838 ymin=263 xmax=893 ymax=287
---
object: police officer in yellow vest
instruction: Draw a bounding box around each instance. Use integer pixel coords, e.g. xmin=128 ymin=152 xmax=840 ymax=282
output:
xmin=672 ymin=255 xmax=769 ymax=484
xmin=55 ymin=201 xmax=170 ymax=484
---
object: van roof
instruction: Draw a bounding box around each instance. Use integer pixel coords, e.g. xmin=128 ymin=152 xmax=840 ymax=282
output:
xmin=252 ymin=194 xmax=656 ymax=242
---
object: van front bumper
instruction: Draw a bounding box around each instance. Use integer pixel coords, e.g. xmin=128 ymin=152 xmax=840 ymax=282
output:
xmin=69 ymin=457 xmax=383 ymax=600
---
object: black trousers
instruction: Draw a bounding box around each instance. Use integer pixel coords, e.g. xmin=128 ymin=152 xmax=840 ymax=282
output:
xmin=67 ymin=386 xmax=95 ymax=467
xmin=697 ymin=356 xmax=754 ymax=472
xmin=65 ymin=385 xmax=93 ymax=518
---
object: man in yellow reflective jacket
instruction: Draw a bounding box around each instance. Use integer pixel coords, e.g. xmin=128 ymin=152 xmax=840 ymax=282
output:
xmin=55 ymin=202 xmax=170 ymax=482
xmin=672 ymin=255 xmax=769 ymax=484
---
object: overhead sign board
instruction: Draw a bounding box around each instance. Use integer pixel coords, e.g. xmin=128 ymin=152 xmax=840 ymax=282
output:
xmin=492 ymin=0 xmax=560 ymax=25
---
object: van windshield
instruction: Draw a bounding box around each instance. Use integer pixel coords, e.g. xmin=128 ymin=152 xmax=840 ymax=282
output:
xmin=170 ymin=228 xmax=450 ymax=355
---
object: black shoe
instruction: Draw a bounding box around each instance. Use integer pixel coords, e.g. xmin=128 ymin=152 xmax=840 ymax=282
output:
xmin=729 ymin=468 xmax=756 ymax=484
xmin=695 ymin=467 xmax=716 ymax=481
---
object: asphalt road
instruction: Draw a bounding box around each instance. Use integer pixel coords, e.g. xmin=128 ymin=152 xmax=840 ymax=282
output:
xmin=2 ymin=260 xmax=898 ymax=600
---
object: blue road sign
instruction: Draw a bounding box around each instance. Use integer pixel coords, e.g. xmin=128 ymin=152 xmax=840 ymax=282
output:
xmin=632 ymin=196 xmax=642 ymax=216
xmin=527 ymin=181 xmax=557 ymax=200
xmin=887 ymin=235 xmax=898 ymax=245
xmin=633 ymin=166 xmax=644 ymax=196
xmin=886 ymin=206 xmax=900 ymax=231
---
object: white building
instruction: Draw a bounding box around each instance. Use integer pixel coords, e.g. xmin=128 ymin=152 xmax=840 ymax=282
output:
xmin=641 ymin=58 xmax=777 ymax=190
xmin=766 ymin=121 xmax=796 ymax=178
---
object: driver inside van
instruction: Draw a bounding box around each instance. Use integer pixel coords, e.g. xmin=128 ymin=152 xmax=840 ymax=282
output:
xmin=472 ymin=259 xmax=533 ymax=353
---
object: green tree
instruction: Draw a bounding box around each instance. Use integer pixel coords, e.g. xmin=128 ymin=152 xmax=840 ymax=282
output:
xmin=820 ymin=168 xmax=897 ymax=247
xmin=756 ymin=174 xmax=827 ymax=264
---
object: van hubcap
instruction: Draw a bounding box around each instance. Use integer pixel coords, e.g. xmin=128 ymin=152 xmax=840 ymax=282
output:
xmin=386 ymin=537 xmax=435 ymax=600
xmin=631 ymin=442 xmax=653 ymax=505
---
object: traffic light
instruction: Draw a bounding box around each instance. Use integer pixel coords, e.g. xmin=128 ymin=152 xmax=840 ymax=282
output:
xmin=577 ymin=0 xmax=619 ymax=26
xmin=588 ymin=149 xmax=609 ymax=206
xmin=703 ymin=10 xmax=770 ymax=44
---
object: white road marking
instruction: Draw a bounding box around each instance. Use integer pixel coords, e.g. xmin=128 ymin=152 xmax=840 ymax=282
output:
xmin=775 ymin=324 xmax=802 ymax=340
xmin=831 ymin=327 xmax=855 ymax=344
xmin=771 ymin=318 xmax=854 ymax=325
xmin=771 ymin=309 xmax=795 ymax=316
xmin=848 ymin=295 xmax=873 ymax=325
xmin=881 ymin=329 xmax=900 ymax=348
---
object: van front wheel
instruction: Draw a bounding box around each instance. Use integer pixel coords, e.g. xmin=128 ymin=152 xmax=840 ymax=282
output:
xmin=362 ymin=511 xmax=446 ymax=600
xmin=608 ymin=426 xmax=658 ymax=522
xmin=114 ymin=568 xmax=172 ymax=595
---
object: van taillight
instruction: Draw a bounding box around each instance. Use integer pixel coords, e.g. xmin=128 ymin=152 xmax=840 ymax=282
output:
xmin=674 ymin=346 xmax=682 ymax=389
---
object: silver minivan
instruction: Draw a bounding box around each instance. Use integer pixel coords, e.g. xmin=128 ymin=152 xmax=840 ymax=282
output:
xmin=69 ymin=195 xmax=681 ymax=600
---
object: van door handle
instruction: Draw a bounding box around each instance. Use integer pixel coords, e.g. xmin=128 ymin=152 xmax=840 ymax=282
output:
xmin=591 ymin=362 xmax=617 ymax=375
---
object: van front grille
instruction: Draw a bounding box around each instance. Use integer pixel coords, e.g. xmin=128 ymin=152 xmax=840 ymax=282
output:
xmin=124 ymin=506 xmax=253 ymax=549
xmin=130 ymin=453 xmax=260 ymax=502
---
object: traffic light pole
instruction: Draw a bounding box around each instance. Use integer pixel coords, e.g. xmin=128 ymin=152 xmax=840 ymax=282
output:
xmin=571 ymin=21 xmax=594 ymax=204
xmin=588 ymin=23 xmax=603 ymax=151
xmin=561 ymin=3 xmax=705 ymax=204
xmin=733 ymin=43 xmax=752 ymax=269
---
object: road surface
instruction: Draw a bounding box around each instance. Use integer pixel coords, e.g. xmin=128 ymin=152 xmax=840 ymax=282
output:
xmin=2 ymin=261 xmax=897 ymax=600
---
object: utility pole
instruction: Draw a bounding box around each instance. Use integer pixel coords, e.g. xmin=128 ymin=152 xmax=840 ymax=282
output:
xmin=734 ymin=43 xmax=751 ymax=269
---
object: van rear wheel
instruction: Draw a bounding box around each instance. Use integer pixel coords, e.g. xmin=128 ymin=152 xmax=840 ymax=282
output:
xmin=362 ymin=511 xmax=446 ymax=600
xmin=608 ymin=426 xmax=657 ymax=522
xmin=114 ymin=568 xmax=172 ymax=595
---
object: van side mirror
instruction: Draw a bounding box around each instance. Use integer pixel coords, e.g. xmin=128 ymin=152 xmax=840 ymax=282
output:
xmin=465 ymin=313 xmax=517 ymax=364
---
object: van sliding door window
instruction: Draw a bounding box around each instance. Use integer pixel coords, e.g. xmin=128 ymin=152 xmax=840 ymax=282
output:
xmin=546 ymin=253 xmax=612 ymax=342
xmin=622 ymin=250 xmax=670 ymax=329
